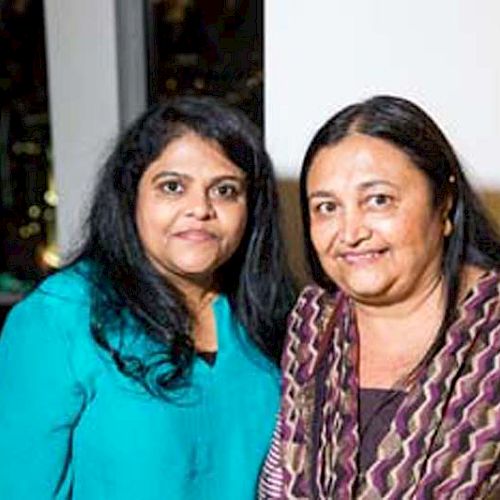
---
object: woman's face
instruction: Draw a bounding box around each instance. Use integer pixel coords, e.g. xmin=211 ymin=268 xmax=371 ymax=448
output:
xmin=136 ymin=132 xmax=248 ymax=289
xmin=306 ymin=134 xmax=449 ymax=306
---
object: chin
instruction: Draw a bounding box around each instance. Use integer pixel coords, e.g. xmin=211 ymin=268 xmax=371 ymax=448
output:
xmin=339 ymin=279 xmax=392 ymax=302
xmin=349 ymin=292 xmax=393 ymax=306
xmin=176 ymin=264 xmax=216 ymax=277
xmin=173 ymin=255 xmax=218 ymax=271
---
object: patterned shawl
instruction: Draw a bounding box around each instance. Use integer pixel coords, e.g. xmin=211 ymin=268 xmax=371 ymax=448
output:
xmin=260 ymin=270 xmax=500 ymax=499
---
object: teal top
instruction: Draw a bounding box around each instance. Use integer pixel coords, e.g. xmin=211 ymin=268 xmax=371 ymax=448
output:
xmin=0 ymin=266 xmax=280 ymax=499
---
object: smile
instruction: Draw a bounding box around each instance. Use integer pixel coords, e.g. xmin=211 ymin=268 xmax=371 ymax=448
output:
xmin=174 ymin=229 xmax=217 ymax=242
xmin=339 ymin=249 xmax=388 ymax=265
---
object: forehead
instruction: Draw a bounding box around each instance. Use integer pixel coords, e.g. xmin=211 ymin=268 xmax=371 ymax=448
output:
xmin=143 ymin=132 xmax=246 ymax=180
xmin=307 ymin=134 xmax=428 ymax=191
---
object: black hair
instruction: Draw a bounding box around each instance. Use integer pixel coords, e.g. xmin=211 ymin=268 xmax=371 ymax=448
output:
xmin=71 ymin=95 xmax=295 ymax=397
xmin=300 ymin=95 xmax=500 ymax=366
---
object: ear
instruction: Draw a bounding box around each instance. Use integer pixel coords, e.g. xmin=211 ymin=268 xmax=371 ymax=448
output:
xmin=442 ymin=195 xmax=454 ymax=237
xmin=444 ymin=218 xmax=453 ymax=237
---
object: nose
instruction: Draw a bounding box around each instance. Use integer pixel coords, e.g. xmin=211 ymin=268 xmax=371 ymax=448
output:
xmin=338 ymin=207 xmax=371 ymax=246
xmin=185 ymin=190 xmax=215 ymax=220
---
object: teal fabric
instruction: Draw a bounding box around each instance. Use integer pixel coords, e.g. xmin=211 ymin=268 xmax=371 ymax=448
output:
xmin=0 ymin=266 xmax=280 ymax=499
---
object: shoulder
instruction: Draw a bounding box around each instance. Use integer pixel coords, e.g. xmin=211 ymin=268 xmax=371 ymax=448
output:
xmin=473 ymin=267 xmax=500 ymax=315
xmin=461 ymin=265 xmax=500 ymax=309
xmin=35 ymin=262 xmax=93 ymax=305
xmin=2 ymin=263 xmax=94 ymax=357
xmin=1 ymin=262 xmax=104 ymax=387
xmin=7 ymin=263 xmax=92 ymax=320
xmin=282 ymin=284 xmax=343 ymax=381
xmin=287 ymin=284 xmax=342 ymax=339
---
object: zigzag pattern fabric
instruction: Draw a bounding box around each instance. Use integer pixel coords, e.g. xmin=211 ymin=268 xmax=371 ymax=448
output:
xmin=262 ymin=270 xmax=500 ymax=499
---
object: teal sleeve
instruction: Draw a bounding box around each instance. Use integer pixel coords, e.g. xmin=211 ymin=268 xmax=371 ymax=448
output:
xmin=0 ymin=293 xmax=87 ymax=499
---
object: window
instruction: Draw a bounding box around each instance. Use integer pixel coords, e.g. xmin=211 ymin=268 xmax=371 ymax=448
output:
xmin=0 ymin=0 xmax=54 ymax=315
xmin=145 ymin=0 xmax=263 ymax=126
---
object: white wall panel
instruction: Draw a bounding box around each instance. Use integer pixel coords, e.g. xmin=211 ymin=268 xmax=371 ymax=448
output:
xmin=44 ymin=0 xmax=120 ymax=255
xmin=265 ymin=1 xmax=500 ymax=188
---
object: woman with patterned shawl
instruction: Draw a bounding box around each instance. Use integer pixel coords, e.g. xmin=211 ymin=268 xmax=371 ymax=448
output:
xmin=259 ymin=95 xmax=500 ymax=499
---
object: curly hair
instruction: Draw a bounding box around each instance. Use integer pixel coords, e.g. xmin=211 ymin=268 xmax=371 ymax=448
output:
xmin=72 ymin=96 xmax=295 ymax=397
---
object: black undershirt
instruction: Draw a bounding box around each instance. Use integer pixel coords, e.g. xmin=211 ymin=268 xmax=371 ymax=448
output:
xmin=358 ymin=388 xmax=406 ymax=472
xmin=197 ymin=351 xmax=217 ymax=366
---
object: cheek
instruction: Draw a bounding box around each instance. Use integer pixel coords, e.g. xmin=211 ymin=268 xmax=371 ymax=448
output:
xmin=136 ymin=214 xmax=159 ymax=254
xmin=136 ymin=189 xmax=154 ymax=232
xmin=376 ymin=209 xmax=443 ymax=255
xmin=136 ymin=198 xmax=176 ymax=245
xmin=370 ymin=217 xmax=401 ymax=241
xmin=135 ymin=203 xmax=150 ymax=243
xmin=310 ymin=217 xmax=337 ymax=253
xmin=222 ymin=205 xmax=248 ymax=245
xmin=237 ymin=209 xmax=248 ymax=241
xmin=393 ymin=212 xmax=434 ymax=243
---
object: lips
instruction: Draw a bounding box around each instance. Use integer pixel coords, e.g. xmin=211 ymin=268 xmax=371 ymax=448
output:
xmin=174 ymin=229 xmax=217 ymax=242
xmin=339 ymin=248 xmax=388 ymax=264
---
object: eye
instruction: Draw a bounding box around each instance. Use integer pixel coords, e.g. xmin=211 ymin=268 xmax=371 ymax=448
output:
xmin=160 ymin=180 xmax=184 ymax=194
xmin=211 ymin=183 xmax=240 ymax=200
xmin=366 ymin=193 xmax=393 ymax=208
xmin=314 ymin=200 xmax=337 ymax=215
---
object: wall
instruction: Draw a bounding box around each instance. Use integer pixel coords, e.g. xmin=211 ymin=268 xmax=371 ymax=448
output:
xmin=265 ymin=1 xmax=500 ymax=278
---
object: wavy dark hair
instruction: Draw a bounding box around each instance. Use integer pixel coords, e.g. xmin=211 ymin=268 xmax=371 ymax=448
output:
xmin=300 ymin=95 xmax=500 ymax=365
xmin=72 ymin=96 xmax=295 ymax=397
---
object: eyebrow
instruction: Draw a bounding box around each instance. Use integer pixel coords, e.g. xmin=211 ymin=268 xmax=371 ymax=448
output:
xmin=308 ymin=179 xmax=398 ymax=199
xmin=151 ymin=170 xmax=246 ymax=184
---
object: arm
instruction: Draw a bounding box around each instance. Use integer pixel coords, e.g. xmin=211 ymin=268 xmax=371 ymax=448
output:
xmin=0 ymin=292 xmax=87 ymax=499
xmin=258 ymin=285 xmax=340 ymax=499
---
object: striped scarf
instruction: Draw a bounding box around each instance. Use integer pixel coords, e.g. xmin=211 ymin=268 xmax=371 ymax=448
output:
xmin=260 ymin=270 xmax=500 ymax=499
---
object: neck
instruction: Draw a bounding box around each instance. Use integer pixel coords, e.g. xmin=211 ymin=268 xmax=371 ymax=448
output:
xmin=182 ymin=282 xmax=218 ymax=316
xmin=355 ymin=272 xmax=446 ymax=352
xmin=165 ymin=273 xmax=219 ymax=316
xmin=169 ymin=274 xmax=219 ymax=352
xmin=355 ymin=275 xmax=445 ymax=323
xmin=355 ymin=273 xmax=447 ymax=388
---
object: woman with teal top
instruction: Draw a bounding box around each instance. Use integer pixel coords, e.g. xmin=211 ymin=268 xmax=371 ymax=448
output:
xmin=0 ymin=96 xmax=295 ymax=499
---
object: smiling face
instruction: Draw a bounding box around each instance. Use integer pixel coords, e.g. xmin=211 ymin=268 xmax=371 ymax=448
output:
xmin=135 ymin=132 xmax=248 ymax=290
xmin=307 ymin=134 xmax=449 ymax=306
